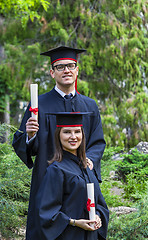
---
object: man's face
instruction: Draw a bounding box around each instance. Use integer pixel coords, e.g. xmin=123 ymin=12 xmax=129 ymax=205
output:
xmin=50 ymin=59 xmax=79 ymax=89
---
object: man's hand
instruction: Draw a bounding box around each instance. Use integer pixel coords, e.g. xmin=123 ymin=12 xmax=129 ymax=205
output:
xmin=86 ymin=157 xmax=93 ymax=170
xmin=26 ymin=117 xmax=39 ymax=140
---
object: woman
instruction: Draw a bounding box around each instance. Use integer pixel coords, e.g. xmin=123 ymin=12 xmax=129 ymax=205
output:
xmin=35 ymin=112 xmax=109 ymax=240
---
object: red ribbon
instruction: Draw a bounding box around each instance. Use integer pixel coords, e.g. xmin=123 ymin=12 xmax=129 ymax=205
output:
xmin=86 ymin=198 xmax=95 ymax=211
xmin=29 ymin=107 xmax=38 ymax=115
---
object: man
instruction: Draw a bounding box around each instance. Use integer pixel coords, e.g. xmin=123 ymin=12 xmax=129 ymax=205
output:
xmin=12 ymin=46 xmax=106 ymax=240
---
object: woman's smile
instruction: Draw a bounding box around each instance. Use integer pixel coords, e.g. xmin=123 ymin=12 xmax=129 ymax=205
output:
xmin=60 ymin=127 xmax=82 ymax=155
xmin=69 ymin=141 xmax=77 ymax=145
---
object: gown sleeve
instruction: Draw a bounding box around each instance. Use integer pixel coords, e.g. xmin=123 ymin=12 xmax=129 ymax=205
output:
xmin=86 ymin=102 xmax=106 ymax=181
xmin=35 ymin=164 xmax=70 ymax=240
xmin=12 ymin=104 xmax=38 ymax=169
xmin=95 ymin=186 xmax=109 ymax=239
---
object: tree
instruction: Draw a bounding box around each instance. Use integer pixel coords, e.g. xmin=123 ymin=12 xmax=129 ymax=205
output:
xmin=0 ymin=0 xmax=50 ymax=27
xmin=0 ymin=0 xmax=147 ymax=147
xmin=38 ymin=0 xmax=148 ymax=147
xmin=0 ymin=0 xmax=50 ymax=129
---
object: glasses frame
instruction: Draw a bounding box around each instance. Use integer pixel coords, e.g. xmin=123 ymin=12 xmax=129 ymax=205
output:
xmin=52 ymin=62 xmax=77 ymax=71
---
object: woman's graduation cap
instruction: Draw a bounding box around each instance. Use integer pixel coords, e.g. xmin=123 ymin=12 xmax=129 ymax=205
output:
xmin=40 ymin=46 xmax=86 ymax=92
xmin=47 ymin=112 xmax=91 ymax=127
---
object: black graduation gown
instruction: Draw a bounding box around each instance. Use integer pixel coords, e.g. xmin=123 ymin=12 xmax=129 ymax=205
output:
xmin=35 ymin=151 xmax=109 ymax=240
xmin=12 ymin=88 xmax=106 ymax=240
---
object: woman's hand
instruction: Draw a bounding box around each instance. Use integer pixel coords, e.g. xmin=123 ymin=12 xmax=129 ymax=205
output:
xmin=94 ymin=214 xmax=102 ymax=229
xmin=71 ymin=219 xmax=95 ymax=231
xmin=70 ymin=215 xmax=102 ymax=231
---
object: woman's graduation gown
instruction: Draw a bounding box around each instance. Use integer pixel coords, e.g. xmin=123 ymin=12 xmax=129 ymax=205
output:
xmin=12 ymin=88 xmax=106 ymax=239
xmin=35 ymin=151 xmax=109 ymax=240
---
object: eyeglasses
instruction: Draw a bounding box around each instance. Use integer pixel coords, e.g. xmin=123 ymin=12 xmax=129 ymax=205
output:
xmin=52 ymin=63 xmax=77 ymax=71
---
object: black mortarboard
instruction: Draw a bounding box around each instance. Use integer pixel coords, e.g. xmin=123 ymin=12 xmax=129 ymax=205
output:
xmin=40 ymin=46 xmax=86 ymax=65
xmin=46 ymin=112 xmax=91 ymax=127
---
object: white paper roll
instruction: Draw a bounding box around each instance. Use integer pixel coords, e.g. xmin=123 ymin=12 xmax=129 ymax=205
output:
xmin=87 ymin=183 xmax=96 ymax=223
xmin=30 ymin=84 xmax=38 ymax=121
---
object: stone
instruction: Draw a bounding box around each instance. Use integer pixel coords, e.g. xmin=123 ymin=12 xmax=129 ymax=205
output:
xmin=110 ymin=186 xmax=124 ymax=196
xmin=135 ymin=141 xmax=148 ymax=154
xmin=109 ymin=206 xmax=137 ymax=215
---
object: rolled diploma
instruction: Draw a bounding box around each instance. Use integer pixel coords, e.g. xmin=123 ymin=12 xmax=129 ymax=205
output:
xmin=87 ymin=183 xmax=96 ymax=225
xmin=30 ymin=84 xmax=38 ymax=121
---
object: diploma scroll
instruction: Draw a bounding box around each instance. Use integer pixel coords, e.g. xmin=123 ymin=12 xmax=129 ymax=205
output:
xmin=87 ymin=183 xmax=96 ymax=226
xmin=30 ymin=84 xmax=38 ymax=121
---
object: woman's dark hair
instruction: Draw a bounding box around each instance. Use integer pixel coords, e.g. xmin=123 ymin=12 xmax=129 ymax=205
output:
xmin=48 ymin=127 xmax=87 ymax=168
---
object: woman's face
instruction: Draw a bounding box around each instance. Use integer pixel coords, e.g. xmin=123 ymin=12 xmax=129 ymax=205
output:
xmin=60 ymin=127 xmax=82 ymax=155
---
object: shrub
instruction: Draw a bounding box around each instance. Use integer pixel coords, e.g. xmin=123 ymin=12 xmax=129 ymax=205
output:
xmin=107 ymin=194 xmax=148 ymax=239
xmin=116 ymin=149 xmax=148 ymax=201
xmin=117 ymin=149 xmax=148 ymax=181
xmin=0 ymin=143 xmax=31 ymax=238
xmin=102 ymin=146 xmax=124 ymax=161
xmin=0 ymin=197 xmax=27 ymax=238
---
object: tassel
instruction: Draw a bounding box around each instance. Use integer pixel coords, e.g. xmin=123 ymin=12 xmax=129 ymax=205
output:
xmin=75 ymin=76 xmax=80 ymax=94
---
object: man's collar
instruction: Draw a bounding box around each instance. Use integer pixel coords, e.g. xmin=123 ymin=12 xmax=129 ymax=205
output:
xmin=55 ymin=85 xmax=76 ymax=98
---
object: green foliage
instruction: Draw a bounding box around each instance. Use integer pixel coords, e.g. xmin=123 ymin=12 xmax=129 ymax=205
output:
xmin=0 ymin=198 xmax=27 ymax=238
xmin=117 ymin=92 xmax=148 ymax=148
xmin=1 ymin=154 xmax=31 ymax=200
xmin=0 ymin=0 xmax=148 ymax=147
xmin=117 ymin=149 xmax=148 ymax=201
xmin=0 ymin=142 xmax=31 ymax=238
xmin=108 ymin=195 xmax=148 ymax=240
xmin=117 ymin=149 xmax=148 ymax=180
xmin=101 ymin=91 xmax=148 ymax=148
xmin=101 ymin=148 xmax=148 ymax=239
xmin=123 ymin=173 xmax=148 ymax=201
xmin=101 ymin=147 xmax=148 ymax=208
xmin=0 ymin=0 xmax=50 ymax=27
xmin=100 ymin=147 xmax=128 ymax=207
xmin=0 ymin=41 xmax=51 ymax=116
xmin=101 ymin=100 xmax=127 ymax=148
xmin=0 ymin=123 xmax=17 ymax=143
xmin=77 ymin=79 xmax=97 ymax=100
xmin=102 ymin=146 xmax=124 ymax=161
xmin=101 ymin=180 xmax=126 ymax=207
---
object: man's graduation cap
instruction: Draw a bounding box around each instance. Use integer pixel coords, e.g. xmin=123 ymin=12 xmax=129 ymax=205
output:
xmin=40 ymin=46 xmax=86 ymax=92
xmin=48 ymin=112 xmax=91 ymax=127
xmin=40 ymin=46 xmax=86 ymax=65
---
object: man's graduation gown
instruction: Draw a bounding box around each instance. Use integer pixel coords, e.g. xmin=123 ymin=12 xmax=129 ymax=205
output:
xmin=35 ymin=151 xmax=109 ymax=240
xmin=12 ymin=88 xmax=106 ymax=239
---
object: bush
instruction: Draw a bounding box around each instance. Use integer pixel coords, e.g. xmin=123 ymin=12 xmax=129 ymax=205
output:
xmin=117 ymin=149 xmax=148 ymax=181
xmin=0 ymin=123 xmax=17 ymax=144
xmin=0 ymin=198 xmax=27 ymax=238
xmin=102 ymin=146 xmax=124 ymax=161
xmin=100 ymin=147 xmax=129 ymax=207
xmin=116 ymin=149 xmax=148 ymax=201
xmin=107 ymin=194 xmax=148 ymax=239
xmin=123 ymin=174 xmax=147 ymax=201
xmin=0 ymin=143 xmax=31 ymax=238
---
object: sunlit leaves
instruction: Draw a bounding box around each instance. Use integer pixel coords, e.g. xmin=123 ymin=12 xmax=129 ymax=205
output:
xmin=0 ymin=0 xmax=50 ymax=27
